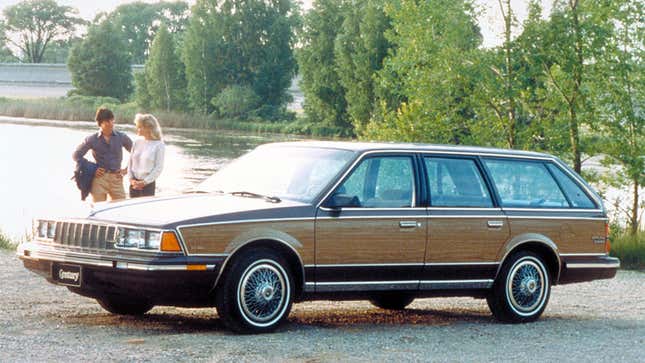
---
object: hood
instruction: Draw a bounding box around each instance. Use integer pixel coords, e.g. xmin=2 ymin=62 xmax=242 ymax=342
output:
xmin=88 ymin=193 xmax=310 ymax=226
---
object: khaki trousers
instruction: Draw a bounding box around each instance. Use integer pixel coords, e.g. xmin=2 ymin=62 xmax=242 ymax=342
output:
xmin=90 ymin=173 xmax=126 ymax=202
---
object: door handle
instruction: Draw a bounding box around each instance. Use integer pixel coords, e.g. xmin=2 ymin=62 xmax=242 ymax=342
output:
xmin=487 ymin=220 xmax=504 ymax=228
xmin=399 ymin=221 xmax=420 ymax=228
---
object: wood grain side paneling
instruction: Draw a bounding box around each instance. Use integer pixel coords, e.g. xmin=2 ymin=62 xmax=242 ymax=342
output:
xmin=507 ymin=218 xmax=606 ymax=254
xmin=179 ymin=221 xmax=314 ymax=264
xmin=315 ymin=218 xmax=427 ymax=264
xmin=426 ymin=218 xmax=509 ymax=262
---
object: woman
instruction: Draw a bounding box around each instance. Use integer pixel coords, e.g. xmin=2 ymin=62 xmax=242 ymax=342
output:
xmin=128 ymin=113 xmax=165 ymax=198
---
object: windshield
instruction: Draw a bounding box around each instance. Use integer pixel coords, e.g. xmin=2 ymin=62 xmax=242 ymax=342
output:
xmin=196 ymin=145 xmax=356 ymax=203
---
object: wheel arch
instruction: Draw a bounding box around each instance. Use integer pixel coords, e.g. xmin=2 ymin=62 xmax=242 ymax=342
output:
xmin=497 ymin=234 xmax=561 ymax=284
xmin=215 ymin=238 xmax=305 ymax=300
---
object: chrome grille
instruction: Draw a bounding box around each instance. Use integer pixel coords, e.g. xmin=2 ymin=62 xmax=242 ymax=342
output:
xmin=52 ymin=222 xmax=116 ymax=249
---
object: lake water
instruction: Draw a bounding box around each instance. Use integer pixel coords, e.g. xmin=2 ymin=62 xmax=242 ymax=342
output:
xmin=0 ymin=118 xmax=296 ymax=239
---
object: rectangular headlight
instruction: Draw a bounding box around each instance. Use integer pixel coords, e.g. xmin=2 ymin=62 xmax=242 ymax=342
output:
xmin=115 ymin=227 xmax=169 ymax=251
xmin=146 ymin=231 xmax=161 ymax=250
xmin=38 ymin=220 xmax=48 ymax=238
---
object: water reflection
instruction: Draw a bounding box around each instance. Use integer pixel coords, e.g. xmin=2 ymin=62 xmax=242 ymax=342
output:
xmin=0 ymin=120 xmax=296 ymax=238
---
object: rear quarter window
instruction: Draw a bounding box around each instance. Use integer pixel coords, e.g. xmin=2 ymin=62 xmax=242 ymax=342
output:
xmin=483 ymin=158 xmax=569 ymax=208
xmin=546 ymin=163 xmax=597 ymax=209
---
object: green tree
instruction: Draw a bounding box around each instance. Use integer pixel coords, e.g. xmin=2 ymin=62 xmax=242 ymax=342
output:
xmin=334 ymin=0 xmax=391 ymax=131
xmin=537 ymin=0 xmax=613 ymax=172
xmin=143 ymin=24 xmax=187 ymax=111
xmin=183 ymin=0 xmax=299 ymax=115
xmin=182 ymin=0 xmax=232 ymax=114
xmin=67 ymin=21 xmax=133 ymax=101
xmin=100 ymin=1 xmax=189 ymax=64
xmin=2 ymin=0 xmax=85 ymax=63
xmin=297 ymin=0 xmax=349 ymax=130
xmin=595 ymin=0 xmax=644 ymax=234
xmin=0 ymin=22 xmax=17 ymax=61
xmin=363 ymin=0 xmax=481 ymax=144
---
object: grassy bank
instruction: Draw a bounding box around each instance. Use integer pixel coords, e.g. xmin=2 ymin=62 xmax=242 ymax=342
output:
xmin=611 ymin=231 xmax=645 ymax=270
xmin=0 ymin=230 xmax=17 ymax=251
xmin=0 ymin=96 xmax=350 ymax=137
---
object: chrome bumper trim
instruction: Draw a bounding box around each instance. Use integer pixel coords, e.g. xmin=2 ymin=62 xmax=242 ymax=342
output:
xmin=566 ymin=261 xmax=621 ymax=269
xmin=17 ymin=245 xmax=214 ymax=272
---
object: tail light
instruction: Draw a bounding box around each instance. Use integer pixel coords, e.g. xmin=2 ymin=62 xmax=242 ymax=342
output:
xmin=605 ymin=222 xmax=611 ymax=254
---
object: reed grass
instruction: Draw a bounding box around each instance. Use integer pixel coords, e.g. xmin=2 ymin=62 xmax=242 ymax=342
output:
xmin=610 ymin=231 xmax=645 ymax=270
xmin=0 ymin=97 xmax=349 ymax=137
xmin=0 ymin=229 xmax=17 ymax=251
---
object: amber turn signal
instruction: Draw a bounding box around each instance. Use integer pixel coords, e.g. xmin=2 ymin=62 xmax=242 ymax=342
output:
xmin=160 ymin=231 xmax=182 ymax=252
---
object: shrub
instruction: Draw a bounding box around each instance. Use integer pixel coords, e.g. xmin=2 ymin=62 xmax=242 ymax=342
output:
xmin=211 ymin=85 xmax=261 ymax=119
xmin=0 ymin=229 xmax=17 ymax=251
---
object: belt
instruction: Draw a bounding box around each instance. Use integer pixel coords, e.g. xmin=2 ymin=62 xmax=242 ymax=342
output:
xmin=105 ymin=170 xmax=122 ymax=174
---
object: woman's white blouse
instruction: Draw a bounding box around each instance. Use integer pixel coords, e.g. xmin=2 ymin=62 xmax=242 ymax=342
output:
xmin=128 ymin=137 xmax=165 ymax=185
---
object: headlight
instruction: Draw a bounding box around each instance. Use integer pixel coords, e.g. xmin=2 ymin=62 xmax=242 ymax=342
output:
xmin=38 ymin=220 xmax=48 ymax=238
xmin=35 ymin=220 xmax=56 ymax=239
xmin=116 ymin=228 xmax=167 ymax=251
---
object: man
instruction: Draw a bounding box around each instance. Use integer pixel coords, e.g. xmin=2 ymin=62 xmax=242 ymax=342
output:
xmin=73 ymin=107 xmax=133 ymax=202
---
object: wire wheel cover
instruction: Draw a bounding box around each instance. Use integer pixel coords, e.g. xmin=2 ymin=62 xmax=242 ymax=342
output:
xmin=507 ymin=259 xmax=545 ymax=314
xmin=239 ymin=262 xmax=286 ymax=324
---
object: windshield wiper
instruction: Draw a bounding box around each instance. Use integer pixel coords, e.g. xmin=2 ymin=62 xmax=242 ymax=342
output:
xmin=230 ymin=191 xmax=281 ymax=203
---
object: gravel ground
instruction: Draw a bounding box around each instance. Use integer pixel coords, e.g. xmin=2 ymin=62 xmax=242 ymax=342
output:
xmin=1 ymin=249 xmax=643 ymax=363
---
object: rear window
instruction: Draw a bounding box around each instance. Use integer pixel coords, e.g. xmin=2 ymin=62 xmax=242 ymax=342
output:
xmin=483 ymin=159 xmax=569 ymax=208
xmin=546 ymin=164 xmax=596 ymax=209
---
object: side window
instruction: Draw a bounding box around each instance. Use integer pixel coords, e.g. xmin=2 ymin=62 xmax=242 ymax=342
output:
xmin=546 ymin=164 xmax=596 ymax=209
xmin=424 ymin=157 xmax=493 ymax=207
xmin=335 ymin=156 xmax=414 ymax=208
xmin=484 ymin=159 xmax=570 ymax=208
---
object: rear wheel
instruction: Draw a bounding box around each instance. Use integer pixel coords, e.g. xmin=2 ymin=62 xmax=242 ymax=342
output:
xmin=369 ymin=293 xmax=415 ymax=310
xmin=96 ymin=295 xmax=154 ymax=315
xmin=487 ymin=251 xmax=551 ymax=323
xmin=216 ymin=248 xmax=293 ymax=334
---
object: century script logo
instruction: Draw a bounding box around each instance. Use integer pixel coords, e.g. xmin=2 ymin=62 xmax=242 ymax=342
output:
xmin=59 ymin=269 xmax=80 ymax=282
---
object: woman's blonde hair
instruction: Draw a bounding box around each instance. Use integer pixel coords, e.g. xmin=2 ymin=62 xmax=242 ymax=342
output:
xmin=134 ymin=113 xmax=163 ymax=140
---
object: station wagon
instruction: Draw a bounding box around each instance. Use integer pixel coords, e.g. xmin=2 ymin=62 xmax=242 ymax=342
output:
xmin=19 ymin=141 xmax=619 ymax=333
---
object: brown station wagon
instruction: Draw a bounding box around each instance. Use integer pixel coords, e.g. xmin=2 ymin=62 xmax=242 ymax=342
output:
xmin=19 ymin=141 xmax=620 ymax=333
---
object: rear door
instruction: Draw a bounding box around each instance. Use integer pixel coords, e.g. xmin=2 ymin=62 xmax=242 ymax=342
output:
xmin=422 ymin=155 xmax=508 ymax=289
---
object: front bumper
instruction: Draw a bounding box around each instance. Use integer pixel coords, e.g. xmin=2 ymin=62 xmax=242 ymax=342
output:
xmin=558 ymin=255 xmax=620 ymax=284
xmin=17 ymin=241 xmax=226 ymax=307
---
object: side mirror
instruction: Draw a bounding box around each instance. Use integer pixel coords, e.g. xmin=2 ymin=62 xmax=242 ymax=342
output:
xmin=324 ymin=193 xmax=361 ymax=209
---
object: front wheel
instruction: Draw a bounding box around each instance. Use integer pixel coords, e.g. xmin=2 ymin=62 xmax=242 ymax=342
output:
xmin=216 ymin=248 xmax=293 ymax=334
xmin=487 ymin=251 xmax=551 ymax=323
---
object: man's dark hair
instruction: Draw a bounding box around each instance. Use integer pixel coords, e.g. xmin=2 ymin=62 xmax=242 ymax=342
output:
xmin=95 ymin=107 xmax=114 ymax=126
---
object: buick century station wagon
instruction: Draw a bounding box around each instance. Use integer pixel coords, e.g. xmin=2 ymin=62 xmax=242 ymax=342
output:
xmin=19 ymin=141 xmax=620 ymax=333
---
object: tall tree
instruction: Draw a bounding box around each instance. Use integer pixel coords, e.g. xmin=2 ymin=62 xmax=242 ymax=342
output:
xmin=538 ymin=0 xmax=612 ymax=172
xmin=67 ymin=21 xmax=133 ymax=101
xmin=144 ymin=24 xmax=187 ymax=111
xmin=183 ymin=0 xmax=299 ymax=114
xmin=334 ymin=0 xmax=391 ymax=131
xmin=363 ymin=0 xmax=481 ymax=144
xmin=2 ymin=0 xmax=85 ymax=63
xmin=0 ymin=22 xmax=17 ymax=61
xmin=595 ymin=0 xmax=644 ymax=234
xmin=101 ymin=1 xmax=189 ymax=64
xmin=297 ymin=0 xmax=350 ymax=129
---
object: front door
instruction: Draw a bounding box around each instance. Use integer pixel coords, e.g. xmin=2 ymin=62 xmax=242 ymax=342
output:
xmin=315 ymin=154 xmax=427 ymax=292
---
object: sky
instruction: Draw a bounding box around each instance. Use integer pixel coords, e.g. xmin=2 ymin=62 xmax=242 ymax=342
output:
xmin=0 ymin=0 xmax=552 ymax=48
